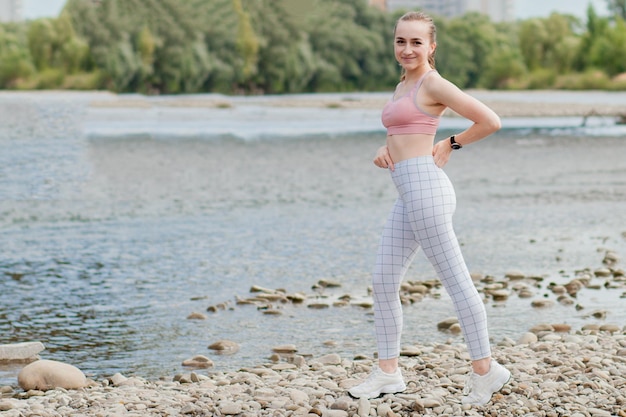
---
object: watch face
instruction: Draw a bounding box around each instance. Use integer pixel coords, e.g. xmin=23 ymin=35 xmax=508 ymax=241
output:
xmin=452 ymin=144 xmax=461 ymax=149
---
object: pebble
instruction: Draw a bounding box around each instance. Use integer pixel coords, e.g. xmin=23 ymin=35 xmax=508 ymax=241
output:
xmin=1 ymin=328 xmax=624 ymax=417
xmin=208 ymin=340 xmax=240 ymax=354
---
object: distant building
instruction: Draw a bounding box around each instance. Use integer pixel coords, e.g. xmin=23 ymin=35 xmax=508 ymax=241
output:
xmin=0 ymin=0 xmax=23 ymax=22
xmin=373 ymin=0 xmax=515 ymax=22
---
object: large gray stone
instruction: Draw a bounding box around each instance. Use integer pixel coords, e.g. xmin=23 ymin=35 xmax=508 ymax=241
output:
xmin=0 ymin=342 xmax=45 ymax=362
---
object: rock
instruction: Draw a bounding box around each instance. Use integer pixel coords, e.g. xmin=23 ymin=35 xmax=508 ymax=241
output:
xmin=287 ymin=293 xmax=307 ymax=303
xmin=352 ymin=301 xmax=373 ymax=308
xmin=437 ymin=317 xmax=458 ymax=330
xmin=208 ymin=340 xmax=239 ymax=354
xmin=517 ymin=332 xmax=538 ymax=345
xmin=590 ymin=310 xmax=607 ymax=319
xmin=422 ymin=398 xmax=442 ymax=408
xmin=330 ymin=399 xmax=350 ymax=411
xmin=404 ymin=283 xmax=428 ymax=294
xmin=531 ymin=299 xmax=554 ymax=308
xmin=288 ymin=388 xmax=309 ymax=405
xmin=594 ymin=267 xmax=612 ymax=277
xmin=272 ymin=344 xmax=298 ymax=354
xmin=530 ymin=323 xmax=554 ymax=333
xmin=315 ymin=354 xmax=342 ymax=365
xmin=271 ymin=363 xmax=297 ymax=371
xmin=308 ymin=303 xmax=330 ymax=309
xmin=250 ymin=285 xmax=275 ymax=293
xmin=448 ymin=323 xmax=462 ymax=334
xmin=219 ymin=401 xmax=242 ymax=415
xmin=518 ymin=288 xmax=534 ymax=298
xmin=262 ymin=309 xmax=283 ymax=315
xmin=0 ymin=342 xmax=45 ymax=362
xmin=490 ymin=289 xmax=510 ymax=301
xmin=317 ymin=279 xmax=342 ymax=288
xmin=7 ymin=324 xmax=626 ymax=417
xmin=186 ymin=312 xmax=207 ymax=320
xmin=17 ymin=360 xmax=87 ymax=391
xmin=0 ymin=400 xmax=12 ymax=411
xmin=376 ymin=403 xmax=393 ymax=416
xmin=564 ymin=279 xmax=584 ymax=295
xmin=324 ymin=410 xmax=349 ymax=417
xmin=182 ymin=355 xmax=214 ymax=368
xmin=255 ymin=293 xmax=288 ymax=302
xmin=557 ymin=295 xmax=575 ymax=305
xmin=109 ymin=373 xmax=128 ymax=386
xmin=400 ymin=346 xmax=422 ymax=357
xmin=357 ymin=397 xmax=370 ymax=417
xmin=599 ymin=323 xmax=620 ymax=333
xmin=207 ymin=302 xmax=230 ymax=312
xmin=505 ymin=270 xmax=525 ymax=280
xmin=551 ymin=323 xmax=571 ymax=332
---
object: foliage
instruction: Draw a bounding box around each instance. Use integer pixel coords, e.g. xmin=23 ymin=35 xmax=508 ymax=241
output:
xmin=0 ymin=0 xmax=624 ymax=92
xmin=606 ymin=0 xmax=626 ymax=19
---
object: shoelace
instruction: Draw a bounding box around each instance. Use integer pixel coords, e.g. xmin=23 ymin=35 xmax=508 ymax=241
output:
xmin=363 ymin=368 xmax=383 ymax=385
xmin=462 ymin=374 xmax=475 ymax=396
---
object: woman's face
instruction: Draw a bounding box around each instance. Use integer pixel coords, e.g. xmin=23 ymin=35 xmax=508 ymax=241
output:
xmin=394 ymin=20 xmax=435 ymax=73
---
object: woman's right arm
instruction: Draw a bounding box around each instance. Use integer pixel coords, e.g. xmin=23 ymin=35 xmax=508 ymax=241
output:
xmin=374 ymin=145 xmax=394 ymax=171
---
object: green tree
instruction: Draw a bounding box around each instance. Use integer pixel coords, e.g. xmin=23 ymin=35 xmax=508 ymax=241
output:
xmin=478 ymin=23 xmax=526 ymax=89
xmin=241 ymin=0 xmax=315 ymax=93
xmin=26 ymin=19 xmax=56 ymax=70
xmin=197 ymin=0 xmax=238 ymax=92
xmin=589 ymin=17 xmax=626 ymax=75
xmin=0 ymin=25 xmax=35 ymax=87
xmin=606 ymin=0 xmax=626 ymax=19
xmin=436 ymin=13 xmax=498 ymax=88
xmin=7 ymin=0 xmax=621 ymax=93
xmin=64 ymin=0 xmax=213 ymax=93
xmin=233 ymin=0 xmax=259 ymax=81
xmin=26 ymin=12 xmax=88 ymax=74
xmin=304 ymin=0 xmax=395 ymax=91
xmin=519 ymin=13 xmax=580 ymax=74
xmin=575 ymin=5 xmax=610 ymax=71
xmin=136 ymin=25 xmax=156 ymax=82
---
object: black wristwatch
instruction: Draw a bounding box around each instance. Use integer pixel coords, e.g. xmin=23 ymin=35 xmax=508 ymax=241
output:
xmin=450 ymin=135 xmax=462 ymax=150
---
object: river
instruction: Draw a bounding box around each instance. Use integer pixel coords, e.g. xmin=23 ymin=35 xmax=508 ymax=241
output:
xmin=0 ymin=91 xmax=625 ymax=387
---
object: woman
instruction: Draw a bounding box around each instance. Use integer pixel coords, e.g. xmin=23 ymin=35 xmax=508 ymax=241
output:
xmin=348 ymin=11 xmax=510 ymax=407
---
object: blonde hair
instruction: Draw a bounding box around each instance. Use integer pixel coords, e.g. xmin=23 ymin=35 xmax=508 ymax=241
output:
xmin=395 ymin=11 xmax=437 ymax=79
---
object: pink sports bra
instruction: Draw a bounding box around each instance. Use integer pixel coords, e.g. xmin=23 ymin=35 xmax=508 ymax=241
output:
xmin=381 ymin=70 xmax=440 ymax=135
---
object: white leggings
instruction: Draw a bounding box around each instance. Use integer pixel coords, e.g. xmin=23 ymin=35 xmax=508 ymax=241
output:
xmin=373 ymin=156 xmax=491 ymax=361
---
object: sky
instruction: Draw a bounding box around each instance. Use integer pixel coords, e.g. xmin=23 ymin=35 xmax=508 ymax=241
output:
xmin=21 ymin=0 xmax=611 ymax=20
xmin=21 ymin=0 xmax=66 ymax=20
xmin=515 ymin=0 xmax=609 ymax=19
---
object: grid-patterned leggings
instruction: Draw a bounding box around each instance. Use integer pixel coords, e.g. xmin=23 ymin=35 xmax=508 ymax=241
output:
xmin=373 ymin=156 xmax=491 ymax=361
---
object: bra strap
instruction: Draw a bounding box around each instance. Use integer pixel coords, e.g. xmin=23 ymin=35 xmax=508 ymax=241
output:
xmin=412 ymin=69 xmax=436 ymax=93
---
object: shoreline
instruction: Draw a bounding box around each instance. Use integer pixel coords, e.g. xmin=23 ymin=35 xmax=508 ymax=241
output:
xmin=92 ymin=90 xmax=626 ymax=119
xmin=2 ymin=89 xmax=626 ymax=119
xmin=1 ymin=326 xmax=624 ymax=416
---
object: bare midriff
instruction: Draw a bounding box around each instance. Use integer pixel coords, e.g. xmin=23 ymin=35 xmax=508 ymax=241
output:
xmin=386 ymin=133 xmax=435 ymax=163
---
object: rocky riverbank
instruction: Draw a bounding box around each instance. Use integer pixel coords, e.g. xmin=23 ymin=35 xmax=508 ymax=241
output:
xmin=1 ymin=248 xmax=625 ymax=416
xmin=1 ymin=327 xmax=625 ymax=417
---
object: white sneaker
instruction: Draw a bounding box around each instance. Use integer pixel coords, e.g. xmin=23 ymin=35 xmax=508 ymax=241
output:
xmin=462 ymin=360 xmax=511 ymax=406
xmin=348 ymin=367 xmax=406 ymax=399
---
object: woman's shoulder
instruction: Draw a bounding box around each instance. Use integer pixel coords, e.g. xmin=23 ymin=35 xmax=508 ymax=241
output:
xmin=423 ymin=71 xmax=460 ymax=94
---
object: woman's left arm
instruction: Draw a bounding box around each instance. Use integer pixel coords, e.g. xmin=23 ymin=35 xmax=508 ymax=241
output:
xmin=426 ymin=75 xmax=501 ymax=167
